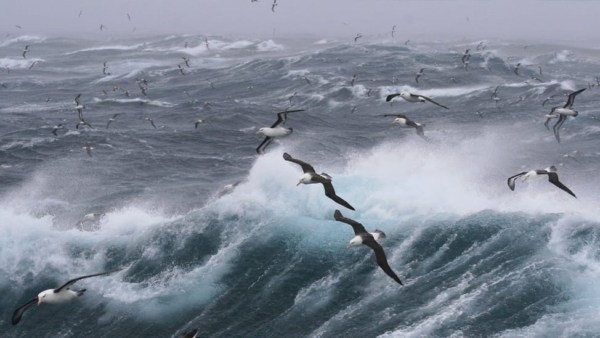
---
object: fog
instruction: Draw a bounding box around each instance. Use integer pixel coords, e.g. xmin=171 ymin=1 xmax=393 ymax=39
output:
xmin=1 ymin=0 xmax=600 ymax=44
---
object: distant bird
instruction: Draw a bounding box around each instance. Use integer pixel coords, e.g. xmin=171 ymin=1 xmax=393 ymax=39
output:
xmin=52 ymin=123 xmax=64 ymax=136
xmin=538 ymin=66 xmax=543 ymax=77
xmin=271 ymin=0 xmax=277 ymax=12
xmin=404 ymin=39 xmax=410 ymax=46
xmin=78 ymin=10 xmax=83 ymax=18
xmin=303 ymin=76 xmax=311 ymax=85
xmin=145 ymin=117 xmax=157 ymax=129
xmin=544 ymin=88 xmax=585 ymax=143
xmin=126 ymin=13 xmax=131 ymax=21
xmin=182 ymin=57 xmax=190 ymax=68
xmin=491 ymin=85 xmax=501 ymax=106
xmin=350 ymin=74 xmax=357 ymax=86
xmin=283 ymin=152 xmax=355 ymax=210
xmin=28 ymin=61 xmax=38 ymax=70
xmin=102 ymin=62 xmax=111 ymax=75
xmin=391 ymin=25 xmax=396 ymax=37
xmin=15 ymin=25 xmax=22 ymax=29
xmin=82 ymin=144 xmax=94 ymax=157
xmin=513 ymin=63 xmax=521 ymax=76
xmin=384 ymin=114 xmax=428 ymax=140
xmin=99 ymin=24 xmax=105 ymax=31
xmin=22 ymin=45 xmax=29 ymax=58
xmin=177 ymin=64 xmax=186 ymax=75
xmin=350 ymin=105 xmax=357 ymax=114
xmin=542 ymin=94 xmax=560 ymax=106
xmin=205 ymin=38 xmax=209 ymax=49
xmin=386 ymin=92 xmax=449 ymax=109
xmin=507 ymin=165 xmax=576 ymax=198
xmin=74 ymin=94 xmax=86 ymax=121
xmin=461 ymin=49 xmax=471 ymax=67
xmin=106 ymin=113 xmax=120 ymax=129
xmin=256 ymin=109 xmax=303 ymax=154
xmin=11 ymin=270 xmax=118 ymax=325
xmin=333 ymin=210 xmax=403 ymax=285
xmin=354 ymin=33 xmax=362 ymax=43
xmin=194 ymin=119 xmax=204 ymax=128
xmin=415 ymin=68 xmax=425 ymax=84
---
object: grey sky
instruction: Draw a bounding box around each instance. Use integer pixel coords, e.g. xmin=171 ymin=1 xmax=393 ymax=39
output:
xmin=1 ymin=0 xmax=600 ymax=43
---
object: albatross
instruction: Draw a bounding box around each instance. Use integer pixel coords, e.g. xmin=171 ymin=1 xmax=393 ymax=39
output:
xmin=544 ymin=88 xmax=585 ymax=143
xmin=333 ymin=210 xmax=403 ymax=285
xmin=507 ymin=165 xmax=576 ymax=198
xmin=283 ymin=153 xmax=355 ymax=210
xmin=384 ymin=114 xmax=428 ymax=140
xmin=12 ymin=270 xmax=119 ymax=325
xmin=386 ymin=92 xmax=449 ymax=110
xmin=256 ymin=109 xmax=304 ymax=154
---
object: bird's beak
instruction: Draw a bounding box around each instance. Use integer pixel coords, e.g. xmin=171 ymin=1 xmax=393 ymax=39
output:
xmin=296 ymin=182 xmax=301 ymax=186
xmin=346 ymin=244 xmax=352 ymax=248
xmin=37 ymin=299 xmax=41 ymax=305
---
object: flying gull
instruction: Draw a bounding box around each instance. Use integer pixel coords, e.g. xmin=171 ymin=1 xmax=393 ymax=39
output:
xmin=391 ymin=25 xmax=396 ymax=37
xmin=12 ymin=270 xmax=118 ymax=325
xmin=22 ymin=45 xmax=29 ymax=59
xmin=333 ymin=210 xmax=403 ymax=285
xmin=106 ymin=113 xmax=120 ymax=129
xmin=544 ymin=88 xmax=585 ymax=143
xmin=384 ymin=114 xmax=428 ymax=140
xmin=194 ymin=119 xmax=204 ymax=128
xmin=283 ymin=152 xmax=355 ymax=210
xmin=102 ymin=62 xmax=111 ymax=76
xmin=82 ymin=144 xmax=94 ymax=157
xmin=354 ymin=33 xmax=362 ymax=43
xmin=256 ymin=109 xmax=303 ymax=154
xmin=386 ymin=92 xmax=449 ymax=109
xmin=52 ymin=123 xmax=65 ymax=136
xmin=507 ymin=165 xmax=576 ymax=198
xmin=271 ymin=0 xmax=277 ymax=12
xmin=182 ymin=57 xmax=190 ymax=68
xmin=513 ymin=63 xmax=521 ymax=76
xmin=145 ymin=117 xmax=157 ymax=129
xmin=177 ymin=64 xmax=186 ymax=75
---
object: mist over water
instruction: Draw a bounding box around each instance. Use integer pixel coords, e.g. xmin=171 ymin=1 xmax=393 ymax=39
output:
xmin=1 ymin=31 xmax=600 ymax=337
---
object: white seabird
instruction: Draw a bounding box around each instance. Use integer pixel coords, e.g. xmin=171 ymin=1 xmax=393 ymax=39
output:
xmin=12 ymin=270 xmax=119 ymax=325
xmin=386 ymin=92 xmax=449 ymax=109
xmin=333 ymin=210 xmax=403 ymax=285
xmin=283 ymin=153 xmax=355 ymax=210
xmin=384 ymin=114 xmax=428 ymax=140
xmin=544 ymin=88 xmax=585 ymax=143
xmin=256 ymin=109 xmax=303 ymax=154
xmin=507 ymin=165 xmax=576 ymax=198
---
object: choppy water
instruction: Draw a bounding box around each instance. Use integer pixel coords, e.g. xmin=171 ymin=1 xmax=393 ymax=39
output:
xmin=1 ymin=34 xmax=600 ymax=338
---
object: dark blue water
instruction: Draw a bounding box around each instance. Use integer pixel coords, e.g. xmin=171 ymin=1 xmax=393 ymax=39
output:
xmin=1 ymin=34 xmax=600 ymax=337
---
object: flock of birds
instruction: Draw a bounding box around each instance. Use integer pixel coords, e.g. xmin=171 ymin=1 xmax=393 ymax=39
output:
xmin=4 ymin=23 xmax=594 ymax=337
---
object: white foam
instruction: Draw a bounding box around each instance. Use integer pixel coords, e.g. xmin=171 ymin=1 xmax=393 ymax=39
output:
xmin=0 ymin=35 xmax=46 ymax=47
xmin=0 ymin=57 xmax=44 ymax=70
xmin=257 ymin=40 xmax=285 ymax=52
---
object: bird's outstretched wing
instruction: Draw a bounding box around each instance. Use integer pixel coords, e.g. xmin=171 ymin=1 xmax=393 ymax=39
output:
xmin=271 ymin=109 xmax=304 ymax=128
xmin=11 ymin=298 xmax=37 ymax=325
xmin=363 ymin=238 xmax=403 ymax=285
xmin=319 ymin=179 xmax=355 ymax=210
xmin=507 ymin=172 xmax=527 ymax=191
xmin=547 ymin=172 xmax=577 ymax=198
xmin=54 ymin=270 xmax=119 ymax=293
xmin=383 ymin=114 xmax=408 ymax=119
xmin=553 ymin=115 xmax=567 ymax=143
xmin=386 ymin=93 xmax=401 ymax=102
xmin=563 ymin=88 xmax=585 ymax=108
xmin=333 ymin=210 xmax=367 ymax=235
xmin=283 ymin=152 xmax=316 ymax=173
xmin=420 ymin=95 xmax=449 ymax=109
xmin=256 ymin=137 xmax=273 ymax=154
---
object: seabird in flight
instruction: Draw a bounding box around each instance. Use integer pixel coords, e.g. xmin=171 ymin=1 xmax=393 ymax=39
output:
xmin=283 ymin=153 xmax=355 ymax=210
xmin=256 ymin=109 xmax=304 ymax=154
xmin=106 ymin=113 xmax=120 ymax=129
xmin=333 ymin=210 xmax=403 ymax=285
xmin=145 ymin=117 xmax=157 ymax=129
xmin=415 ymin=68 xmax=424 ymax=84
xmin=271 ymin=0 xmax=277 ymax=12
xmin=461 ymin=49 xmax=471 ymax=67
xmin=102 ymin=61 xmax=111 ymax=76
xmin=354 ymin=33 xmax=362 ymax=43
xmin=22 ymin=45 xmax=29 ymax=58
xmin=386 ymin=92 xmax=449 ymax=109
xmin=513 ymin=63 xmax=521 ymax=76
xmin=82 ymin=144 xmax=94 ymax=157
xmin=177 ymin=64 xmax=186 ymax=75
xmin=384 ymin=114 xmax=428 ymax=140
xmin=544 ymin=88 xmax=585 ymax=143
xmin=12 ymin=270 xmax=119 ymax=325
xmin=194 ymin=119 xmax=204 ymax=128
xmin=507 ymin=165 xmax=576 ymax=198
xmin=391 ymin=25 xmax=396 ymax=37
xmin=52 ymin=123 xmax=64 ymax=136
xmin=182 ymin=57 xmax=190 ymax=68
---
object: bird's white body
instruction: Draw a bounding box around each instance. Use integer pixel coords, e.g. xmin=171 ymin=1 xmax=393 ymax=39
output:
xmin=298 ymin=173 xmax=315 ymax=185
xmin=400 ymin=92 xmax=422 ymax=103
xmin=257 ymin=126 xmax=292 ymax=137
xmin=522 ymin=170 xmax=538 ymax=181
xmin=38 ymin=289 xmax=78 ymax=304
xmin=348 ymin=231 xmax=385 ymax=247
xmin=551 ymin=107 xmax=578 ymax=116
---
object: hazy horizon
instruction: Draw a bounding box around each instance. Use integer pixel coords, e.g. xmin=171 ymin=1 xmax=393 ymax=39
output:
xmin=1 ymin=0 xmax=600 ymax=46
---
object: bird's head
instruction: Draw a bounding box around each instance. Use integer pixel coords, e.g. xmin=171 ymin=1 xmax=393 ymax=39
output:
xmin=347 ymin=235 xmax=362 ymax=248
xmin=37 ymin=290 xmax=51 ymax=305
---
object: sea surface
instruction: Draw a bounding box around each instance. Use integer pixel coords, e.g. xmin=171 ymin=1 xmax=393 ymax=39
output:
xmin=1 ymin=34 xmax=600 ymax=338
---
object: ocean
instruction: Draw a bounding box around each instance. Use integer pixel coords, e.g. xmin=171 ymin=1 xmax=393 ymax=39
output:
xmin=1 ymin=34 xmax=600 ymax=337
